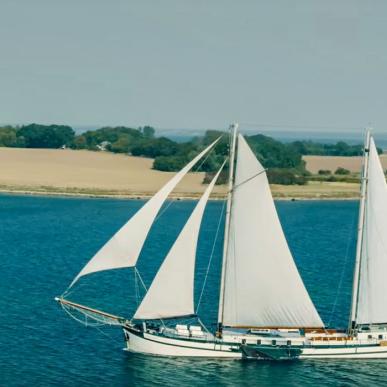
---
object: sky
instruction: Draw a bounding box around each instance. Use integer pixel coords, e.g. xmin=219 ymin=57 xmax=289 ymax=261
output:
xmin=1 ymin=0 xmax=387 ymax=133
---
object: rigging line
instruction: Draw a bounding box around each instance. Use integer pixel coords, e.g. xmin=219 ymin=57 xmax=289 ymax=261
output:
xmin=196 ymin=199 xmax=227 ymax=314
xmin=134 ymin=267 xmax=148 ymax=292
xmin=327 ymin=208 xmax=358 ymax=326
xmin=95 ymin=325 xmax=118 ymax=343
xmin=134 ymin=267 xmax=166 ymax=328
xmin=62 ymin=279 xmax=88 ymax=298
xmin=232 ymin=169 xmax=267 ymax=192
xmin=153 ymin=138 xmax=224 ymax=223
xmin=134 ymin=269 xmax=140 ymax=307
xmin=61 ymin=303 xmax=116 ymax=327
xmin=197 ymin=317 xmax=211 ymax=335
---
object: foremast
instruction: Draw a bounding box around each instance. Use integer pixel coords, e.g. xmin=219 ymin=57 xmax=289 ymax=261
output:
xmin=349 ymin=129 xmax=371 ymax=332
xmin=217 ymin=123 xmax=238 ymax=335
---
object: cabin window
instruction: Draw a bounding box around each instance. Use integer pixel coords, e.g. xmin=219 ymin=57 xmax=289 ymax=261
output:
xmin=368 ymin=335 xmax=372 ymax=339
xmin=242 ymin=339 xmax=246 ymax=344
xmin=257 ymin=339 xmax=261 ymax=345
xmin=287 ymin=340 xmax=291 ymax=346
xmin=379 ymin=335 xmax=383 ymax=339
xmin=272 ymin=340 xmax=276 ymax=346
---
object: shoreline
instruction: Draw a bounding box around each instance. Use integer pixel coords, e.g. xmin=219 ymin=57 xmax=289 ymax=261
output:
xmin=0 ymin=148 xmax=361 ymax=201
xmin=0 ymin=186 xmax=360 ymax=201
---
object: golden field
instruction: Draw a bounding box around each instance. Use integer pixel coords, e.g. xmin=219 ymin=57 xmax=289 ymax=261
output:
xmin=303 ymin=154 xmax=387 ymax=174
xmin=0 ymin=148 xmax=227 ymax=198
xmin=0 ymin=147 xmax=371 ymax=199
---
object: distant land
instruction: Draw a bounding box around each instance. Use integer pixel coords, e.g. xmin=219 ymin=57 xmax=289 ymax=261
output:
xmin=4 ymin=123 xmax=386 ymax=148
xmin=2 ymin=147 xmax=384 ymax=200
xmin=1 ymin=123 xmax=385 ymax=199
xmin=155 ymin=129 xmax=387 ymax=150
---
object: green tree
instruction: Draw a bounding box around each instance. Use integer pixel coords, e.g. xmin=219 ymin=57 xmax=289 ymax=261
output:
xmin=335 ymin=167 xmax=350 ymax=175
xmin=0 ymin=126 xmax=19 ymax=147
xmin=17 ymin=124 xmax=75 ymax=148
xmin=132 ymin=137 xmax=178 ymax=157
xmin=141 ymin=126 xmax=155 ymax=139
xmin=246 ymin=134 xmax=304 ymax=169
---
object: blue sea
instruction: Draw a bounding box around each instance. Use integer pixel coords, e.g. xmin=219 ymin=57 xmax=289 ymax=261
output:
xmin=1 ymin=194 xmax=387 ymax=386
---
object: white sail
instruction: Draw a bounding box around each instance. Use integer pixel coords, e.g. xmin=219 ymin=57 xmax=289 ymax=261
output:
xmin=221 ymin=134 xmax=323 ymax=328
xmin=356 ymin=137 xmax=387 ymax=325
xmin=69 ymin=138 xmax=220 ymax=288
xmin=134 ymin=162 xmax=225 ymax=320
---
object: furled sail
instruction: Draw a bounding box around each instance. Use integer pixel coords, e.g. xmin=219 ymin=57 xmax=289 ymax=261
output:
xmin=221 ymin=134 xmax=323 ymax=328
xmin=356 ymin=137 xmax=387 ymax=325
xmin=69 ymin=138 xmax=220 ymax=288
xmin=133 ymin=162 xmax=225 ymax=320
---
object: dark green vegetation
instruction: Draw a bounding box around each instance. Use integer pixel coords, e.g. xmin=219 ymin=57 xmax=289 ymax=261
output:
xmin=0 ymin=124 xmax=368 ymax=185
xmin=0 ymin=124 xmax=75 ymax=148
xmin=335 ymin=167 xmax=351 ymax=175
xmin=318 ymin=169 xmax=332 ymax=175
xmin=290 ymin=140 xmax=382 ymax=156
xmin=313 ymin=167 xmax=358 ymax=183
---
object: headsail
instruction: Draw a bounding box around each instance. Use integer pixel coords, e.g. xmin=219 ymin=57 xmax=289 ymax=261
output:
xmin=221 ymin=134 xmax=323 ymax=328
xmin=133 ymin=162 xmax=225 ymax=320
xmin=356 ymin=137 xmax=387 ymax=325
xmin=69 ymin=138 xmax=220 ymax=288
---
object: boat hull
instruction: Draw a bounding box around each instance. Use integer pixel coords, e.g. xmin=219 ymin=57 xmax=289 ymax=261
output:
xmin=124 ymin=328 xmax=242 ymax=358
xmin=124 ymin=328 xmax=387 ymax=359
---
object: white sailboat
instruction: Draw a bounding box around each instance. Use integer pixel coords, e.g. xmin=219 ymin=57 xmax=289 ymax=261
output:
xmin=56 ymin=125 xmax=387 ymax=360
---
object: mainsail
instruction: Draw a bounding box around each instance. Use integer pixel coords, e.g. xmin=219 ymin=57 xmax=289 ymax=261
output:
xmin=356 ymin=137 xmax=387 ymax=325
xmin=134 ymin=162 xmax=226 ymax=320
xmin=221 ymin=134 xmax=323 ymax=328
xmin=69 ymin=138 xmax=220 ymax=288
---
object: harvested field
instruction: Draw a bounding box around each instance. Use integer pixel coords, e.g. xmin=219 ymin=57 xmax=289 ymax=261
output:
xmin=304 ymin=155 xmax=387 ymax=174
xmin=0 ymin=147 xmax=365 ymax=199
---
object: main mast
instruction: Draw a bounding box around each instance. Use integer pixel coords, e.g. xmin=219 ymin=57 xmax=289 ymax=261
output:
xmin=217 ymin=123 xmax=238 ymax=334
xmin=349 ymin=129 xmax=371 ymax=332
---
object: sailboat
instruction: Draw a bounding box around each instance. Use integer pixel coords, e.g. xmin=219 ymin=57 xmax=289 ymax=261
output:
xmin=56 ymin=125 xmax=387 ymax=360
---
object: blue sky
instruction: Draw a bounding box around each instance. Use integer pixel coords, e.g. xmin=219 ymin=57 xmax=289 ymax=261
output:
xmin=1 ymin=0 xmax=387 ymax=132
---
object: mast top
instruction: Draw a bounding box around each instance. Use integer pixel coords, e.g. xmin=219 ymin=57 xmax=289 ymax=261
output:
xmin=229 ymin=122 xmax=239 ymax=132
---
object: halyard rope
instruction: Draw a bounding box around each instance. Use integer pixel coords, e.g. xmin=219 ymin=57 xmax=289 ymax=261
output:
xmin=196 ymin=199 xmax=226 ymax=314
xmin=327 ymin=207 xmax=358 ymax=327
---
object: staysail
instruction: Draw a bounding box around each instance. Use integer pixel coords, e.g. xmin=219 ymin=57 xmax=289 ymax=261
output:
xmin=134 ymin=163 xmax=224 ymax=320
xmin=356 ymin=137 xmax=387 ymax=325
xmin=221 ymin=134 xmax=323 ymax=328
xmin=133 ymin=162 xmax=226 ymax=320
xmin=69 ymin=138 xmax=220 ymax=288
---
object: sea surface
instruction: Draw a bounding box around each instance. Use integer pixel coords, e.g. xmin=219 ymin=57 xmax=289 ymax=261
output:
xmin=1 ymin=194 xmax=387 ymax=386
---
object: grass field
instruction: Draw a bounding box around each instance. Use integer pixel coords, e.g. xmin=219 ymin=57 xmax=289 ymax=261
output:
xmin=0 ymin=147 xmax=366 ymax=199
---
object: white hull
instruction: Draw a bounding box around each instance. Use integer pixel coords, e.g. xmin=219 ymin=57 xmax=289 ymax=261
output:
xmin=124 ymin=328 xmax=387 ymax=360
xmin=125 ymin=329 xmax=241 ymax=358
xmin=301 ymin=346 xmax=387 ymax=359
